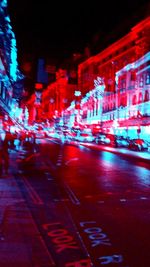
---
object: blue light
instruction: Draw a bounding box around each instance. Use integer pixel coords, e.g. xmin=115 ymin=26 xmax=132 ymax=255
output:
xmin=1 ymin=0 xmax=7 ymax=8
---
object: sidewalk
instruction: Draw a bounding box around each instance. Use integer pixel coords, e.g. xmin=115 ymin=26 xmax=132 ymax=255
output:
xmin=0 ymin=149 xmax=54 ymax=267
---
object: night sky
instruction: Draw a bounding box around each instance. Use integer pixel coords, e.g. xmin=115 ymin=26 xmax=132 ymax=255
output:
xmin=8 ymin=0 xmax=149 ymax=65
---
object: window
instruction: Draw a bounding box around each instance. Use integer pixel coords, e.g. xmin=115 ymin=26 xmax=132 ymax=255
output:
xmin=121 ymin=96 xmax=127 ymax=107
xmin=120 ymin=75 xmax=126 ymax=89
xmin=131 ymin=70 xmax=136 ymax=81
xmin=146 ymin=72 xmax=150 ymax=85
xmin=103 ymin=104 xmax=108 ymax=112
xmin=139 ymin=75 xmax=144 ymax=87
xmin=132 ymin=95 xmax=137 ymax=105
xmin=144 ymin=90 xmax=149 ymax=102
xmin=138 ymin=92 xmax=143 ymax=103
xmin=83 ymin=110 xmax=87 ymax=119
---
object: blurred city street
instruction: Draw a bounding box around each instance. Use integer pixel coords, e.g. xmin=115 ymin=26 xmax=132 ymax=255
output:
xmin=0 ymin=1 xmax=150 ymax=266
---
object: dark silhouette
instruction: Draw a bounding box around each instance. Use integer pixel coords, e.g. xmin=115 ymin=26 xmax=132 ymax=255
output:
xmin=0 ymin=132 xmax=10 ymax=176
xmin=0 ymin=138 xmax=3 ymax=176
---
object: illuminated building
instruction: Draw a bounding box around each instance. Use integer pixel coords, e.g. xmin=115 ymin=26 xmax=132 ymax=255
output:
xmin=25 ymin=15 xmax=150 ymax=141
xmin=114 ymin=52 xmax=150 ymax=140
xmin=0 ymin=0 xmax=24 ymax=123
xmin=26 ymin=68 xmax=77 ymax=126
xmin=74 ymin=16 xmax=150 ymax=140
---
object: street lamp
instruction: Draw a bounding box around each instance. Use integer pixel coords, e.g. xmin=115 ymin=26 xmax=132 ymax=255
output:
xmin=74 ymin=91 xmax=82 ymax=126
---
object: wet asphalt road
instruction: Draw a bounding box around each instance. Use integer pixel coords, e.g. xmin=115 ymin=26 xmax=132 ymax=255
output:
xmin=16 ymin=139 xmax=150 ymax=267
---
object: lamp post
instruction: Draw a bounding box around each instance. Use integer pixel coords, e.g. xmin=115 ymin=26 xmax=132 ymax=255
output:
xmin=74 ymin=90 xmax=81 ymax=126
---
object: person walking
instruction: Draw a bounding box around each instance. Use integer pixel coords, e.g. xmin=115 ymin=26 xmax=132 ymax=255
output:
xmin=3 ymin=132 xmax=9 ymax=175
xmin=0 ymin=136 xmax=3 ymax=176
xmin=0 ymin=131 xmax=10 ymax=176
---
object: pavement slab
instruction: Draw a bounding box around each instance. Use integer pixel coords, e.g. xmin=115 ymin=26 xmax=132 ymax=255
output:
xmin=0 ymin=153 xmax=55 ymax=267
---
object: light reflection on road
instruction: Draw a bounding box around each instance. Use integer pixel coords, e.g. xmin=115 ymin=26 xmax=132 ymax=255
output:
xmin=99 ymin=150 xmax=150 ymax=191
xmin=41 ymin=141 xmax=150 ymax=199
xmin=100 ymin=151 xmax=118 ymax=166
xmin=134 ymin=166 xmax=150 ymax=186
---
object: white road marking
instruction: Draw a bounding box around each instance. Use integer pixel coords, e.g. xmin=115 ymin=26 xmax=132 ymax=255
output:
xmin=56 ymin=163 xmax=61 ymax=166
xmin=140 ymin=196 xmax=147 ymax=200
xmin=120 ymin=199 xmax=127 ymax=202
xmin=65 ymin=157 xmax=79 ymax=166
xmin=63 ymin=182 xmax=80 ymax=205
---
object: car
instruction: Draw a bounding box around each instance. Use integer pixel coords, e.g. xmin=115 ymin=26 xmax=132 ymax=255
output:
xmin=95 ymin=133 xmax=111 ymax=145
xmin=80 ymin=133 xmax=95 ymax=142
xmin=115 ymin=136 xmax=130 ymax=148
xmin=74 ymin=131 xmax=95 ymax=143
xmin=128 ymin=138 xmax=148 ymax=151
xmin=63 ymin=131 xmax=77 ymax=140
xmin=95 ymin=134 xmax=129 ymax=148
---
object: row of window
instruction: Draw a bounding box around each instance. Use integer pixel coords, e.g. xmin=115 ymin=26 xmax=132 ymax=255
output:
xmin=118 ymin=71 xmax=150 ymax=88
xmin=132 ymin=90 xmax=149 ymax=105
xmin=95 ymin=90 xmax=149 ymax=113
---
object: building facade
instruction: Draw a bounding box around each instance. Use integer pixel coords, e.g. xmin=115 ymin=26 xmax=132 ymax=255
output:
xmin=26 ymin=68 xmax=77 ymax=126
xmin=0 ymin=0 xmax=24 ymax=124
xmin=69 ymin=16 xmax=150 ymax=140
xmin=25 ymin=16 xmax=150 ymax=142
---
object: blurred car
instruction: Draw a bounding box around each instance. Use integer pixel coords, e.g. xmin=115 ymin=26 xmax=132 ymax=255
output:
xmin=80 ymin=133 xmax=95 ymax=142
xmin=128 ymin=138 xmax=148 ymax=151
xmin=115 ymin=136 xmax=130 ymax=148
xmin=63 ymin=131 xmax=77 ymax=140
xmin=95 ymin=133 xmax=112 ymax=145
xmin=95 ymin=134 xmax=129 ymax=148
xmin=100 ymin=134 xmax=130 ymax=148
xmin=75 ymin=131 xmax=95 ymax=142
xmin=105 ymin=134 xmax=117 ymax=147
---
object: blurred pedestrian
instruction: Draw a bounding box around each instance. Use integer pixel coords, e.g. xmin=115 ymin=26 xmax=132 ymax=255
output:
xmin=0 ymin=136 xmax=3 ymax=176
xmin=1 ymin=131 xmax=10 ymax=176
